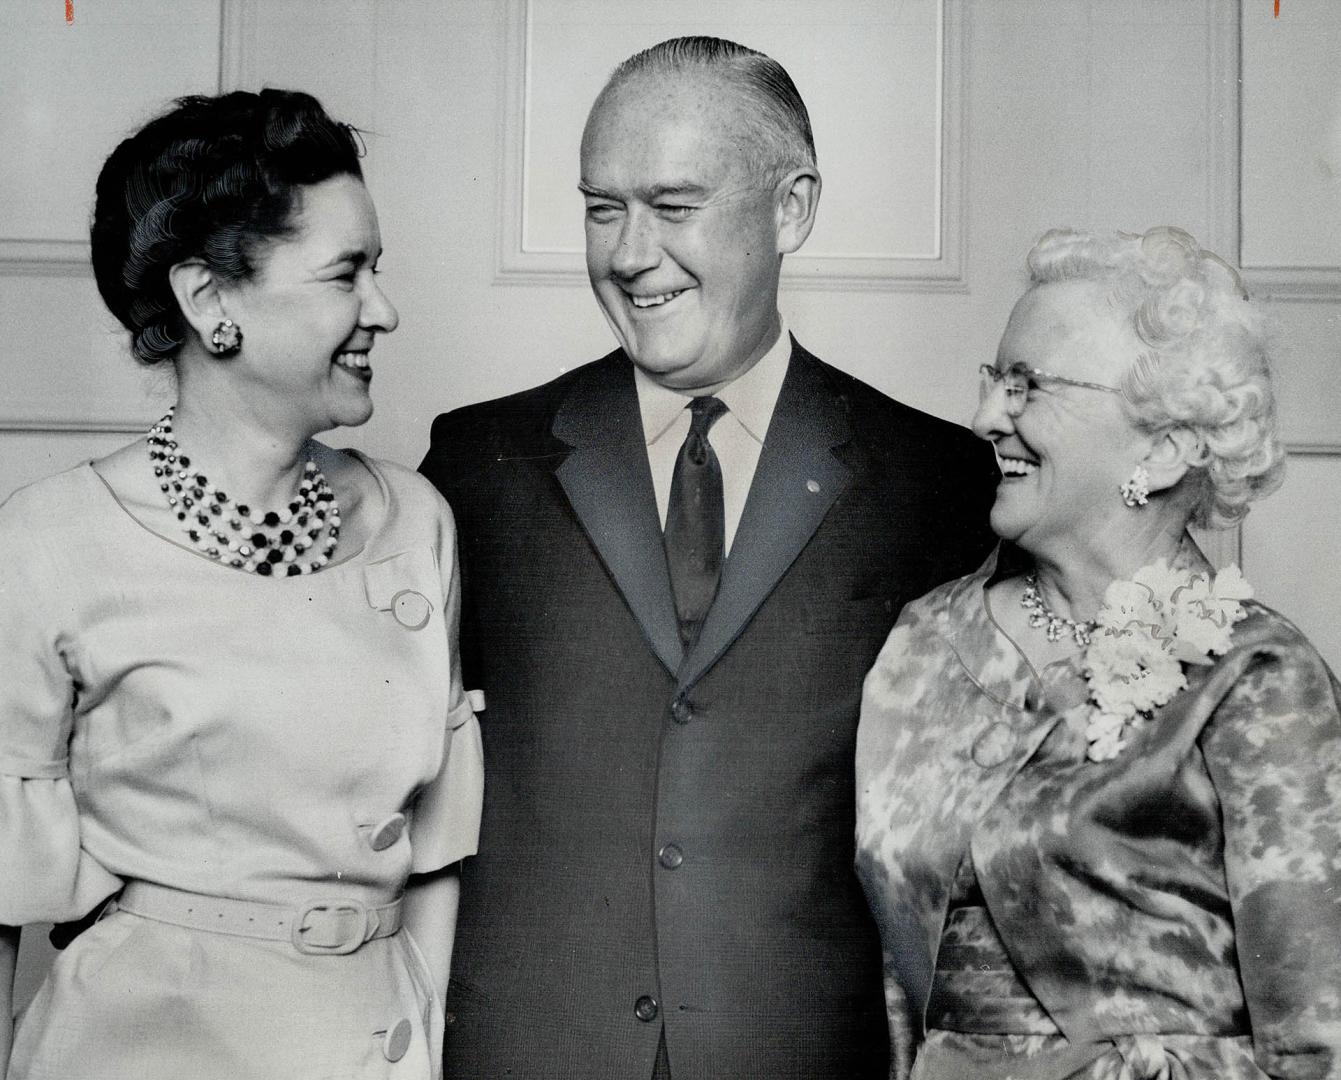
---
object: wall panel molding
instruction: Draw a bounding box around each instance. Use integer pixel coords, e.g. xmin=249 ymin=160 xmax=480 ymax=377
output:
xmin=1205 ymin=1 xmax=1239 ymax=264
xmin=219 ymin=0 xmax=259 ymax=92
xmin=0 ymin=239 xmax=92 ymax=278
xmin=495 ymin=0 xmax=966 ymax=292
xmin=0 ymin=419 xmax=149 ymax=435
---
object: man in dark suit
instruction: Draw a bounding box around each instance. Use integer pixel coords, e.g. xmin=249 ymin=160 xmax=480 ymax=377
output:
xmin=420 ymin=35 xmax=997 ymax=1080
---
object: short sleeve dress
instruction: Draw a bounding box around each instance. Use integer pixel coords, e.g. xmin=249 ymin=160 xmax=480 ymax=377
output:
xmin=0 ymin=453 xmax=484 ymax=1080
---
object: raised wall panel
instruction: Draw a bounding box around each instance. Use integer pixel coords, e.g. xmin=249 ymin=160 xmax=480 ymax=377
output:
xmin=1240 ymin=0 xmax=1341 ymax=296
xmin=497 ymin=0 xmax=964 ymax=291
xmin=0 ymin=0 xmax=227 ymax=498
xmin=1242 ymin=452 xmax=1341 ymax=671
xmin=0 ymin=0 xmax=223 ymax=274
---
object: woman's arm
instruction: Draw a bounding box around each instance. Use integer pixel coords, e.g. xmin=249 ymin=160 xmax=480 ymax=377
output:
xmin=1201 ymin=630 xmax=1341 ymax=1078
xmin=403 ymin=863 xmax=461 ymax=1006
xmin=1 ymin=924 xmax=21 ymax=1076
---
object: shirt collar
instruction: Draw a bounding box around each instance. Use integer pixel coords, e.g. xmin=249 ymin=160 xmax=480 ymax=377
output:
xmin=634 ymin=319 xmax=792 ymax=446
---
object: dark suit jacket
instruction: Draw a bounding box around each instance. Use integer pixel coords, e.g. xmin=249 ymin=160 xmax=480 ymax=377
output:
xmin=419 ymin=340 xmax=998 ymax=1079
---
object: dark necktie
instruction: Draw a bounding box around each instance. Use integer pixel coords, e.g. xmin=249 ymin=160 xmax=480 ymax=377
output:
xmin=664 ymin=395 xmax=728 ymax=646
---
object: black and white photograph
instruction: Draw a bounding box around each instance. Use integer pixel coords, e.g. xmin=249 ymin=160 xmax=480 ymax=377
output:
xmin=1 ymin=2 xmax=1338 ymax=1078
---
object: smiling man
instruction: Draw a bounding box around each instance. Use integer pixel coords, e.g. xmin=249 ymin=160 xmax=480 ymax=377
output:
xmin=420 ymin=36 xmax=998 ymax=1080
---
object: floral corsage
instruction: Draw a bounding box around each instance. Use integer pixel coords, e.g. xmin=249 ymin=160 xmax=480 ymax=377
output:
xmin=1082 ymin=560 xmax=1253 ymax=761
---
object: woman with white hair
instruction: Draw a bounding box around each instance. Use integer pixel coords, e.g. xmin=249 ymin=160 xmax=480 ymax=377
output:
xmin=856 ymin=226 xmax=1341 ymax=1079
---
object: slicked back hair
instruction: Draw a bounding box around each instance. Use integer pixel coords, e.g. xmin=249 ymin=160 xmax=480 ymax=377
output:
xmin=594 ymin=35 xmax=816 ymax=187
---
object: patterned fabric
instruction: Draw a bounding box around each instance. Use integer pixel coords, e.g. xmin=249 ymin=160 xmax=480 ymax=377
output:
xmin=855 ymin=541 xmax=1341 ymax=1080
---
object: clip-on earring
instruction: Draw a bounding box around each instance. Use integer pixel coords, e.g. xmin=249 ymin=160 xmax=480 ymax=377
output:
xmin=1119 ymin=465 xmax=1150 ymax=508
xmin=210 ymin=318 xmax=243 ymax=357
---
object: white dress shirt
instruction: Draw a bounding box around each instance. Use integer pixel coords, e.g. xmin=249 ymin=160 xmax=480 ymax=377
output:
xmin=633 ymin=321 xmax=792 ymax=556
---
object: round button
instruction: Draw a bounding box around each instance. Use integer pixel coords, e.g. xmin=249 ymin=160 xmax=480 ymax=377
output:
xmin=381 ymin=1017 xmax=413 ymax=1062
xmin=391 ymin=589 xmax=432 ymax=630
xmin=669 ymin=696 xmax=693 ymax=725
xmin=805 ymin=479 xmax=822 ymax=494
xmin=634 ymin=995 xmax=659 ymax=1022
xmin=971 ymin=721 xmax=1018 ymax=769
xmin=658 ymin=843 xmax=684 ymax=870
xmin=368 ymin=812 xmax=406 ymax=851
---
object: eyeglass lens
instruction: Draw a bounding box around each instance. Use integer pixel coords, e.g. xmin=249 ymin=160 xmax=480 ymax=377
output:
xmin=978 ymin=365 xmax=1028 ymax=416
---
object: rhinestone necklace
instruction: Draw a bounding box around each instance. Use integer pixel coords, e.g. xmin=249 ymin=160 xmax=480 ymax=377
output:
xmin=147 ymin=408 xmax=340 ymax=576
xmin=1020 ymin=574 xmax=1096 ymax=647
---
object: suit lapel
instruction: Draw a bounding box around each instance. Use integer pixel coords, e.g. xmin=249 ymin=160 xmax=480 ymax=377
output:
xmin=553 ymin=358 xmax=684 ymax=675
xmin=678 ymin=345 xmax=851 ymax=689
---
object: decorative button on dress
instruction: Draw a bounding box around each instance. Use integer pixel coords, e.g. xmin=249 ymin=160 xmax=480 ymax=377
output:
xmin=0 ymin=454 xmax=483 ymax=1080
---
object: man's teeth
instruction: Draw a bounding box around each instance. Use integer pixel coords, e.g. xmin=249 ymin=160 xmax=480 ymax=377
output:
xmin=334 ymin=352 xmax=370 ymax=370
xmin=999 ymin=457 xmax=1038 ymax=477
xmin=629 ymin=289 xmax=685 ymax=308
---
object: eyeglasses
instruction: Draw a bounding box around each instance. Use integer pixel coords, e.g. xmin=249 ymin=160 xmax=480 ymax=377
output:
xmin=978 ymin=363 xmax=1123 ymax=418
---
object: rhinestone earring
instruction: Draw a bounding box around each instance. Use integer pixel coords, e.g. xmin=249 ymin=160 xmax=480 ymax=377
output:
xmin=210 ymin=318 xmax=243 ymax=357
xmin=1120 ymin=464 xmax=1151 ymax=508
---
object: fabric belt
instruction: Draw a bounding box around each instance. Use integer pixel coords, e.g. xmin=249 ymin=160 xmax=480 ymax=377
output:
xmin=114 ymin=880 xmax=402 ymax=955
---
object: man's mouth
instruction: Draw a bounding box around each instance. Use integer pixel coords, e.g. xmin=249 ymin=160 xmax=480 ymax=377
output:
xmin=627 ymin=289 xmax=687 ymax=309
xmin=334 ymin=351 xmax=372 ymax=378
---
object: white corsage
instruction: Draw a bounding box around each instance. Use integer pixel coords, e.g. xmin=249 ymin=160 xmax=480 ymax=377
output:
xmin=1082 ymin=560 xmax=1252 ymax=761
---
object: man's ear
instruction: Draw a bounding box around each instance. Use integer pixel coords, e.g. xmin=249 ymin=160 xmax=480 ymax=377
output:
xmin=774 ymin=166 xmax=821 ymax=255
xmin=1142 ymin=426 xmax=1202 ymax=493
xmin=167 ymin=259 xmax=227 ymax=349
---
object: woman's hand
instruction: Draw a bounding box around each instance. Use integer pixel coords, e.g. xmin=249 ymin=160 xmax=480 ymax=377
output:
xmin=402 ymin=864 xmax=462 ymax=1008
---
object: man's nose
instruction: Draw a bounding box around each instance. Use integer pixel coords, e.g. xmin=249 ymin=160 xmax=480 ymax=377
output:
xmin=610 ymin=207 xmax=660 ymax=278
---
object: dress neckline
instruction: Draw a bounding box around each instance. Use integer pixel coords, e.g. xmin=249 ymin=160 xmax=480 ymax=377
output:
xmin=82 ymin=448 xmax=391 ymax=577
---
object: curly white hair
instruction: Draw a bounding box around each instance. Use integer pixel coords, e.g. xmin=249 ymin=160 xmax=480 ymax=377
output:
xmin=1026 ymin=226 xmax=1285 ymax=528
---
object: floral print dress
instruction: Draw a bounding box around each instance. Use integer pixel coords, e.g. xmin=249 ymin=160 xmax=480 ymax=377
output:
xmin=855 ymin=542 xmax=1341 ymax=1080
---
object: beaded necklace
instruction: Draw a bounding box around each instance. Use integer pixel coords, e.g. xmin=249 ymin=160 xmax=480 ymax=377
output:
xmin=146 ymin=408 xmax=341 ymax=576
xmin=1020 ymin=574 xmax=1096 ymax=647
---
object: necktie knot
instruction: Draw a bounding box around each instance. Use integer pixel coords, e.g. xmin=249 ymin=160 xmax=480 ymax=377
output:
xmin=688 ymin=395 xmax=728 ymax=431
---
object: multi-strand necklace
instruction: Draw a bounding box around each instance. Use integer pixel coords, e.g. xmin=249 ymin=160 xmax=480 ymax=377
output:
xmin=1020 ymin=574 xmax=1096 ymax=647
xmin=147 ymin=408 xmax=340 ymax=576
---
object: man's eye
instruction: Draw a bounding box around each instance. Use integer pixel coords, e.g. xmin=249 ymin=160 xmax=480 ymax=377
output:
xmin=585 ymin=204 xmax=621 ymax=224
xmin=656 ymin=204 xmax=695 ymax=221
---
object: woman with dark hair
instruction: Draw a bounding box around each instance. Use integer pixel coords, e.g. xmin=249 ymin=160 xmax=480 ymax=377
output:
xmin=856 ymin=227 xmax=1341 ymax=1079
xmin=0 ymin=89 xmax=481 ymax=1079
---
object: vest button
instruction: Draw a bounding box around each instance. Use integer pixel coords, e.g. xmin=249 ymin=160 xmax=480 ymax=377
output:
xmin=658 ymin=843 xmax=684 ymax=870
xmin=634 ymin=995 xmax=659 ymax=1022
xmin=670 ymin=696 xmax=693 ymax=724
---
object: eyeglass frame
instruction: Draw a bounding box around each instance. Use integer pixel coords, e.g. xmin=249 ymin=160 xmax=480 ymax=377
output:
xmin=978 ymin=362 xmax=1123 ymax=417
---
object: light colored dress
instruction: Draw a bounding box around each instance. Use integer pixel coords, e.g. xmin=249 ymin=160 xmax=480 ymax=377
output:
xmin=0 ymin=454 xmax=483 ymax=1080
xmin=855 ymin=541 xmax=1341 ymax=1080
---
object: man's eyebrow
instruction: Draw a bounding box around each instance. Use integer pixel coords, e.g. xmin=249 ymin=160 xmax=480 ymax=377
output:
xmin=577 ymin=181 xmax=710 ymax=200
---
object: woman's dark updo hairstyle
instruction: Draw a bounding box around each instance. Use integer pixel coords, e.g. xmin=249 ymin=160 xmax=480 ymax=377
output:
xmin=92 ymin=88 xmax=363 ymax=365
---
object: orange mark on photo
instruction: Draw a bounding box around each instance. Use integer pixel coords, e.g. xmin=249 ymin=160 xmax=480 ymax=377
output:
xmin=65 ymin=0 xmax=73 ymax=24
xmin=1274 ymin=0 xmax=1280 ymax=16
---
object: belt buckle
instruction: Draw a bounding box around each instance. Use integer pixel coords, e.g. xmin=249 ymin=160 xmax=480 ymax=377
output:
xmin=291 ymin=898 xmax=370 ymax=955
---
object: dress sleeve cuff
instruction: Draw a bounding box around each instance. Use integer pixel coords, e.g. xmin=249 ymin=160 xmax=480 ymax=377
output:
xmin=409 ymin=707 xmax=484 ymax=873
xmin=0 ymin=773 xmax=122 ymax=925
